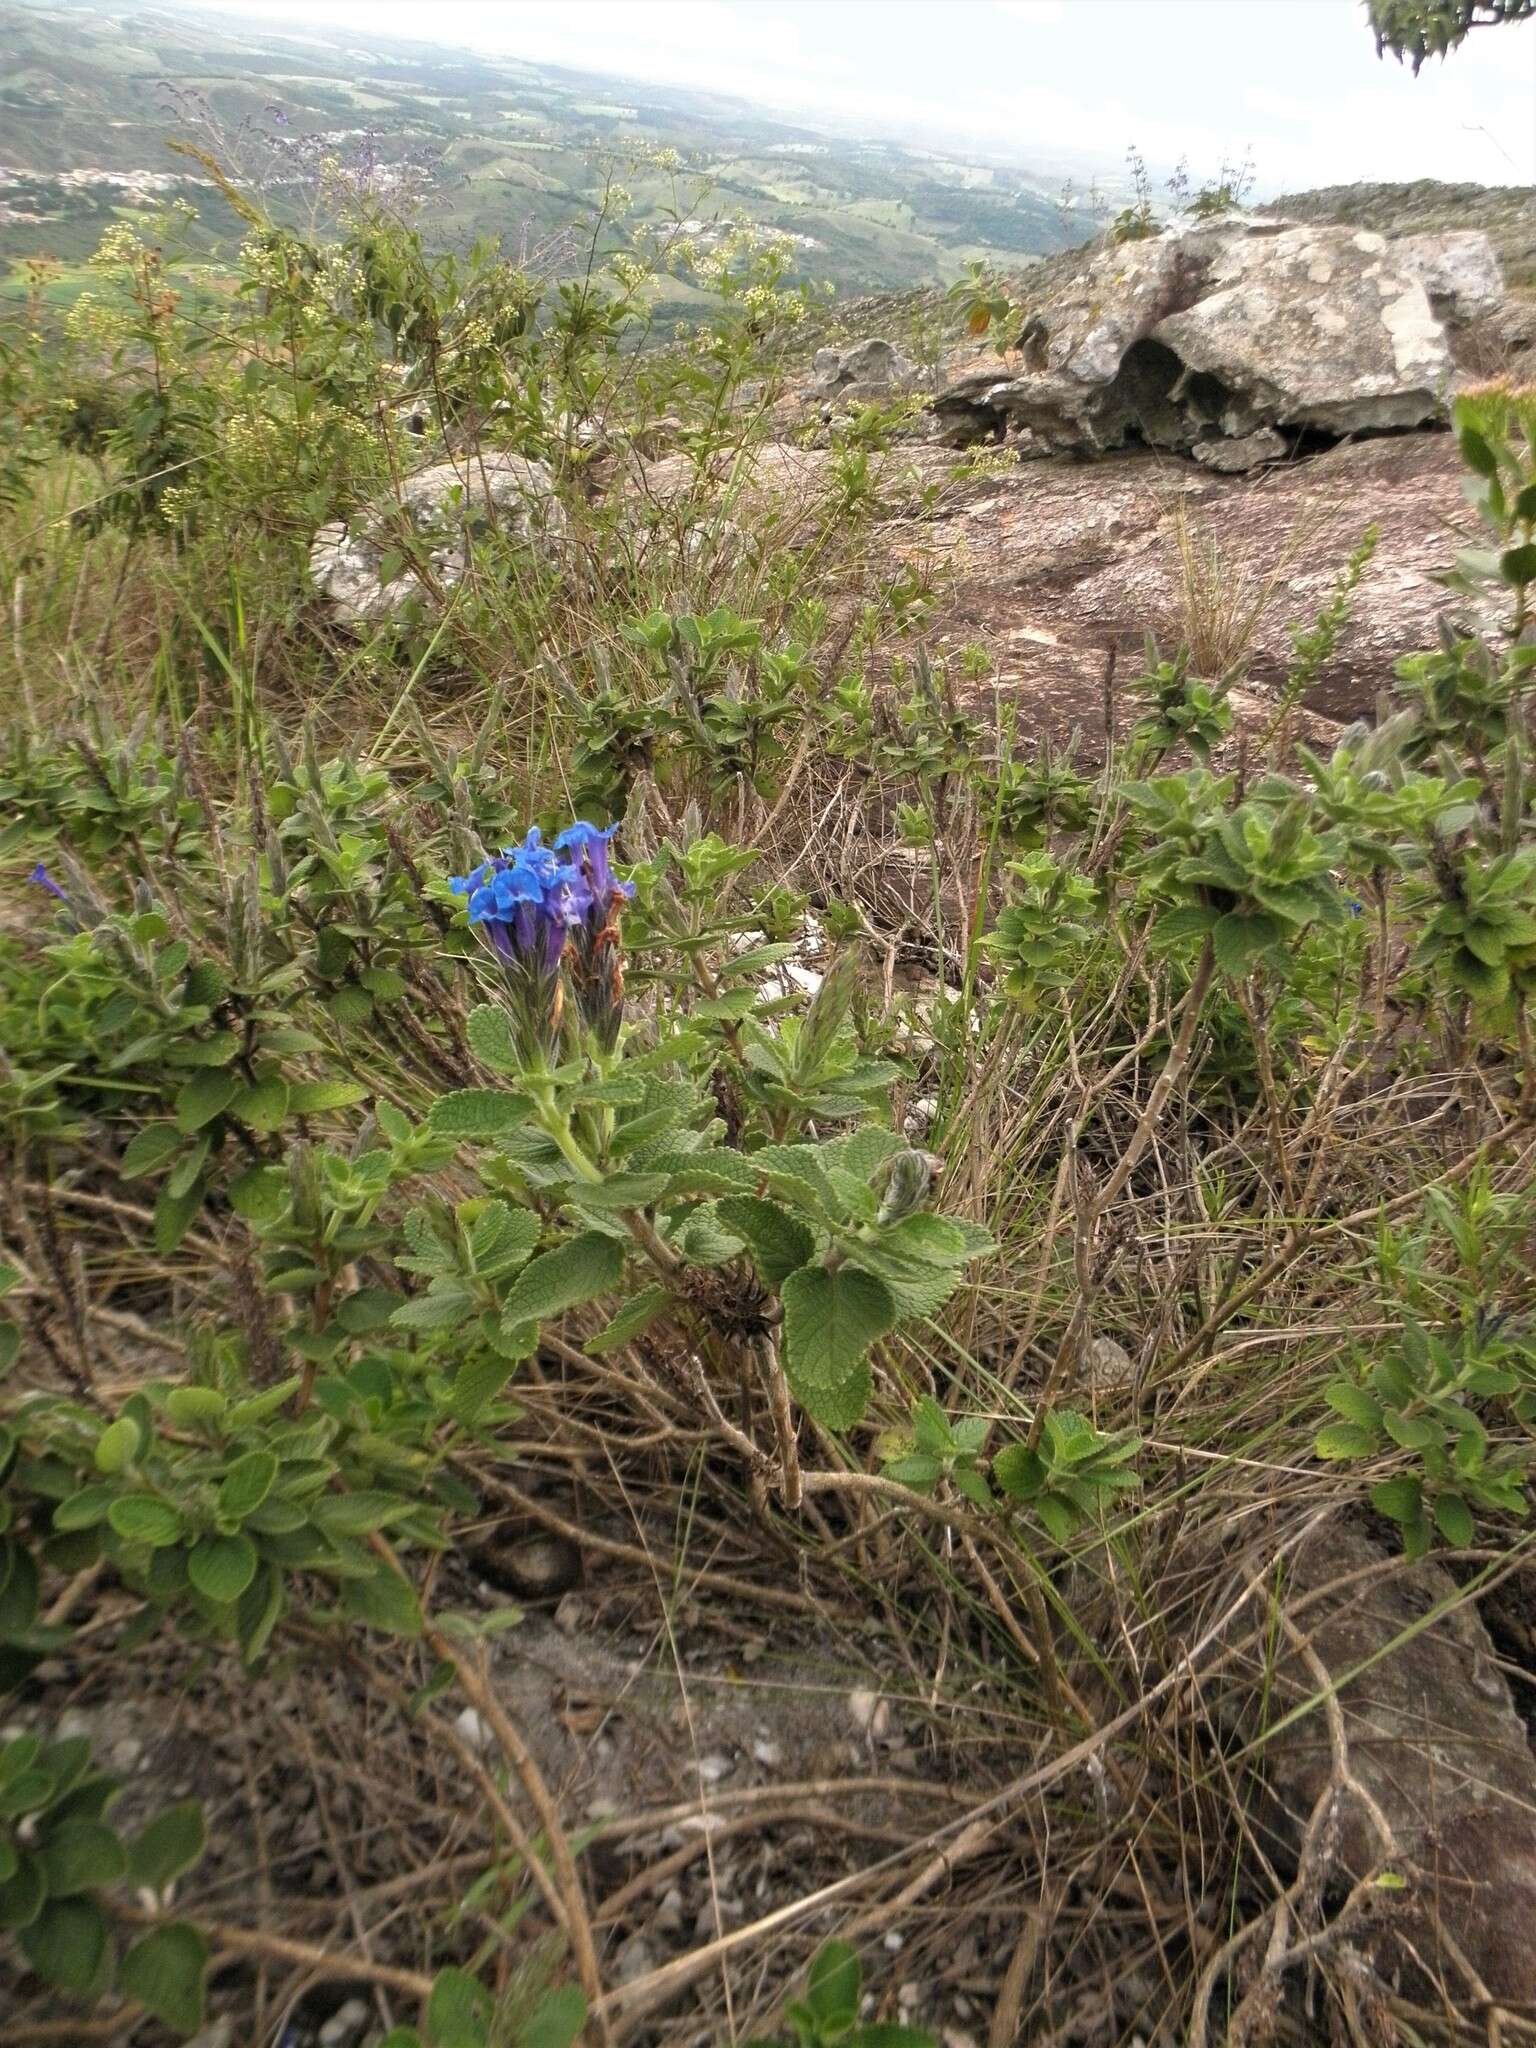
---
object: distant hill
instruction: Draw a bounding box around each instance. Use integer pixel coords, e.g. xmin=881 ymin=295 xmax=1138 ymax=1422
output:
xmin=0 ymin=0 xmax=1094 ymax=308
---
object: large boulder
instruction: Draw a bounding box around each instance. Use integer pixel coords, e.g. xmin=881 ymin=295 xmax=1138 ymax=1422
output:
xmin=309 ymin=451 xmax=564 ymax=626
xmin=931 ymin=219 xmax=1504 ymax=466
xmin=810 ymin=337 xmax=920 ymax=409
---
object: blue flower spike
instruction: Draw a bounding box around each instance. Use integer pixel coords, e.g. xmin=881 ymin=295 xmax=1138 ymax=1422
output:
xmin=449 ymin=821 xmax=633 ymax=1065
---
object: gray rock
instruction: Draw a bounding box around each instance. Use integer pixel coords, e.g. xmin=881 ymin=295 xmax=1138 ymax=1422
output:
xmin=931 ymin=220 xmax=1504 ymax=459
xmin=1396 ymin=229 xmax=1506 ymax=324
xmin=810 ymin=337 xmax=918 ymax=404
xmin=317 ymin=1998 xmax=370 ymax=2047
xmin=1192 ymin=427 xmax=1288 ymax=473
xmin=1226 ymin=1518 xmax=1536 ymax=2004
xmin=309 ymin=451 xmax=564 ymax=626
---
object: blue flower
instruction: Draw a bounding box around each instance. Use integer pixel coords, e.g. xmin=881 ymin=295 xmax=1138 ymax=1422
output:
xmin=449 ymin=821 xmax=634 ymax=1061
xmin=28 ymin=862 xmax=67 ymax=905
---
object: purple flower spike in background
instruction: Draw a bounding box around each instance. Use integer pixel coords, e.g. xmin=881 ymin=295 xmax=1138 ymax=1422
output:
xmin=554 ymin=821 xmax=635 ymax=1053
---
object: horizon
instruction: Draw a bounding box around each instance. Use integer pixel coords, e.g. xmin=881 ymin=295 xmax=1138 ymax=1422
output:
xmin=136 ymin=0 xmax=1536 ymax=190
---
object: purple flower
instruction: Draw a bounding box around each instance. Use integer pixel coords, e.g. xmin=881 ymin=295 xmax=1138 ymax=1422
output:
xmin=554 ymin=822 xmax=634 ymax=1052
xmin=449 ymin=821 xmax=634 ymax=1061
xmin=29 ymin=862 xmax=67 ymax=905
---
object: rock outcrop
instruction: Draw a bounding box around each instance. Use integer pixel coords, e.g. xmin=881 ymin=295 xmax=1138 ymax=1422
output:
xmin=309 ymin=452 xmax=564 ymax=626
xmin=810 ymin=337 xmax=920 ymax=410
xmin=932 ymin=219 xmax=1504 ymax=467
xmin=1227 ymin=1519 xmax=1536 ymax=2004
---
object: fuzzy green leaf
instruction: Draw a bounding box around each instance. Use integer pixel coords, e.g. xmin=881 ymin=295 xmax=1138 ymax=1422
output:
xmin=780 ymin=1265 xmax=897 ymax=1393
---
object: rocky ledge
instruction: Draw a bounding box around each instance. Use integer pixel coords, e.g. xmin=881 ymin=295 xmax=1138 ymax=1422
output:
xmin=932 ymin=217 xmax=1505 ymax=469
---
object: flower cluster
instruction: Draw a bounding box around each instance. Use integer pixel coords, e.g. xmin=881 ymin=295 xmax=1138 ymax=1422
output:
xmin=450 ymin=822 xmax=634 ymax=1064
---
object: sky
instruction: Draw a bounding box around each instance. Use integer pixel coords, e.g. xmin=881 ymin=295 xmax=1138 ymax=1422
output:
xmin=186 ymin=0 xmax=1536 ymax=189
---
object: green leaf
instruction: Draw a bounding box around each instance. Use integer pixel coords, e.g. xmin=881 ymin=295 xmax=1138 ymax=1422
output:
xmin=1212 ymin=910 xmax=1284 ymax=979
xmin=793 ymin=1361 xmax=871 ymax=1430
xmin=153 ymin=1176 xmax=203 ymax=1253
xmin=310 ymin=1492 xmax=416 ymax=1537
xmin=94 ymin=1415 xmax=141 ymax=1474
xmin=1500 ymin=542 xmax=1536 ymax=588
xmin=1313 ymin=1422 xmax=1376 ymax=1461
xmin=340 ymin=1563 xmax=422 ymax=1637
xmin=992 ymin=1442 xmax=1043 ymax=1500
xmin=218 ymin=1451 xmax=278 ymax=1522
xmin=1322 ymin=1382 xmax=1383 ymax=1431
xmin=882 ymin=1453 xmax=944 ymax=1489
xmin=0 ymin=1850 xmax=43 ymax=1930
xmin=586 ymin=1285 xmax=672 ymax=1354
xmin=287 ymin=1079 xmax=369 ymax=1115
xmin=1433 ymin=1491 xmax=1475 ymax=1547
xmin=465 ymin=1004 xmax=524 ymax=1075
xmin=780 ymin=1265 xmax=897 ymax=1391
xmin=174 ymin=1069 xmax=239 ymax=1134
xmin=1382 ymin=1408 xmax=1438 ymax=1451
xmin=1370 ymin=1473 xmax=1423 ymax=1524
xmin=714 ymin=1197 xmax=815 ymax=1287
xmin=447 ymin=1353 xmax=520 ymax=1425
xmin=19 ymin=1895 xmax=108 ymax=1993
xmin=165 ymin=1386 xmax=226 ymax=1428
xmin=231 ymin=1075 xmax=289 ymax=1133
xmin=1457 ymin=424 xmax=1498 ymax=478
xmin=428 ymin=1090 xmax=529 ymax=1138
xmin=53 ymin=1485 xmax=115 ymax=1531
xmin=427 ymin=1965 xmax=493 ymax=2048
xmin=227 ymin=1164 xmax=288 ymax=1223
xmin=38 ymin=1819 xmax=126 ymax=1898
xmin=106 ymin=1495 xmax=184 ymax=1548
xmin=500 ymin=1232 xmax=624 ymax=1326
xmin=119 ymin=1123 xmax=185 ymax=1179
xmin=119 ymin=1921 xmax=208 ymax=2032
xmin=522 ymin=1986 xmax=587 ymax=2048
xmin=188 ymin=1532 xmax=258 ymax=1604
xmin=806 ymin=1939 xmax=861 ymax=2027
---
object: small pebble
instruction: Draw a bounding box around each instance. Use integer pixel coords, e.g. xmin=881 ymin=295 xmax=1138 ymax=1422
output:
xmin=318 ymin=1997 xmax=370 ymax=2047
xmin=453 ymin=1708 xmax=491 ymax=1752
xmin=884 ymin=1929 xmax=905 ymax=1951
xmin=653 ymin=1884 xmax=685 ymax=1935
xmin=695 ymin=1753 xmax=732 ymax=1784
xmin=847 ymin=1688 xmax=892 ymax=1740
xmin=613 ymin=1933 xmax=654 ymax=1985
xmin=751 ymin=1737 xmax=782 ymax=1767
xmin=553 ymin=1592 xmax=586 ymax=1636
xmin=185 ymin=2023 xmax=234 ymax=2048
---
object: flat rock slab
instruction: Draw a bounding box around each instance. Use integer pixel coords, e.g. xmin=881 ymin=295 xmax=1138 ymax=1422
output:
xmin=877 ymin=431 xmax=1471 ymax=743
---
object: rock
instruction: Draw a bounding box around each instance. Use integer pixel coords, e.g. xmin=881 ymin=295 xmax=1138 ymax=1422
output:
xmin=1393 ymin=230 xmax=1506 ymax=325
xmin=1230 ymin=1518 xmax=1536 ymax=2004
xmin=847 ymin=1687 xmax=892 ymax=1741
xmin=317 ymin=1997 xmax=370 ymax=2047
xmin=931 ymin=220 xmax=1503 ymax=459
xmin=309 ymin=451 xmax=564 ymax=626
xmin=1083 ymin=1335 xmax=1134 ymax=1392
xmin=185 ymin=2023 xmax=235 ymax=2048
xmin=453 ymin=1707 xmax=492 ymax=1752
xmin=811 ymin=337 xmax=919 ymax=407
xmin=1192 ymin=427 xmax=1288 ymax=473
xmin=468 ymin=1528 xmax=581 ymax=1601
